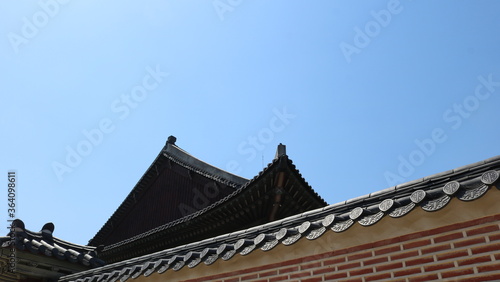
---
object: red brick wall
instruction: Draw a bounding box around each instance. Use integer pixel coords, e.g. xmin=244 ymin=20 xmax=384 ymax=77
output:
xmin=183 ymin=214 xmax=500 ymax=282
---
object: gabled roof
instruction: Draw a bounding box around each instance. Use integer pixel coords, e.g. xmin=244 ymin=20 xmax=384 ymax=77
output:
xmin=60 ymin=155 xmax=500 ymax=282
xmin=0 ymin=219 xmax=103 ymax=281
xmin=95 ymin=142 xmax=328 ymax=263
xmin=89 ymin=136 xmax=249 ymax=248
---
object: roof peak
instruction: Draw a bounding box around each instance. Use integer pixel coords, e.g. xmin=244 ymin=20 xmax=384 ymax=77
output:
xmin=164 ymin=139 xmax=248 ymax=186
xmin=166 ymin=135 xmax=177 ymax=145
xmin=274 ymin=143 xmax=287 ymax=160
xmin=89 ymin=137 xmax=249 ymax=248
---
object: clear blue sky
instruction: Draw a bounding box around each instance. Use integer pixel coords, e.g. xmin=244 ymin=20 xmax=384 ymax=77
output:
xmin=1 ymin=1 xmax=499 ymax=245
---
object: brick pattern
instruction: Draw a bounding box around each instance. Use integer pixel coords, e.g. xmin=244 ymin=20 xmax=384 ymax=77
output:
xmin=182 ymin=215 xmax=500 ymax=282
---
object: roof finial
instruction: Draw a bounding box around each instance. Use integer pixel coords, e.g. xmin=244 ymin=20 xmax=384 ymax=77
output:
xmin=11 ymin=219 xmax=25 ymax=231
xmin=167 ymin=135 xmax=177 ymax=145
xmin=274 ymin=143 xmax=286 ymax=159
xmin=41 ymin=222 xmax=55 ymax=241
xmin=42 ymin=222 xmax=55 ymax=233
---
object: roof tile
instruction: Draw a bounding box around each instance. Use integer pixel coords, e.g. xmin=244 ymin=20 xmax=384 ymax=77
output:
xmin=60 ymin=156 xmax=500 ymax=282
xmin=1 ymin=219 xmax=104 ymax=268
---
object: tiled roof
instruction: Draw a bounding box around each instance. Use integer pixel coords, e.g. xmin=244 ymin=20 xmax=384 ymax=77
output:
xmin=60 ymin=156 xmax=500 ymax=282
xmin=96 ymin=145 xmax=327 ymax=263
xmin=89 ymin=136 xmax=248 ymax=249
xmin=164 ymin=138 xmax=249 ymax=187
xmin=0 ymin=219 xmax=104 ymax=268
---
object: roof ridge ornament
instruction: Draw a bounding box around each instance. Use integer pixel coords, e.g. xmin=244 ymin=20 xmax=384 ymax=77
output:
xmin=167 ymin=135 xmax=177 ymax=145
xmin=274 ymin=143 xmax=286 ymax=160
xmin=41 ymin=222 xmax=55 ymax=242
xmin=42 ymin=222 xmax=55 ymax=233
xmin=12 ymin=219 xmax=25 ymax=231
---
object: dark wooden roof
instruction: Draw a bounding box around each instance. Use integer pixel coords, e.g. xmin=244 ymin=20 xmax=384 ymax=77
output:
xmin=89 ymin=136 xmax=248 ymax=248
xmin=95 ymin=142 xmax=327 ymax=263
xmin=60 ymin=155 xmax=500 ymax=282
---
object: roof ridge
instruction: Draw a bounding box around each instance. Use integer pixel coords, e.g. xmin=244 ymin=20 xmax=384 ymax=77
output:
xmin=2 ymin=219 xmax=104 ymax=268
xmin=61 ymin=164 xmax=500 ymax=281
xmin=66 ymin=155 xmax=500 ymax=281
xmin=164 ymin=143 xmax=248 ymax=186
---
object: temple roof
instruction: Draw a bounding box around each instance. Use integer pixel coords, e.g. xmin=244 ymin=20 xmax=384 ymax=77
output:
xmin=1 ymin=219 xmax=104 ymax=267
xmin=93 ymin=140 xmax=328 ymax=263
xmin=89 ymin=136 xmax=249 ymax=248
xmin=0 ymin=219 xmax=103 ymax=281
xmin=60 ymin=155 xmax=500 ymax=281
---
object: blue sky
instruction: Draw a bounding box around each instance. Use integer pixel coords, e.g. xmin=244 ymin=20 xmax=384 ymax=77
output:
xmin=1 ymin=1 xmax=499 ymax=245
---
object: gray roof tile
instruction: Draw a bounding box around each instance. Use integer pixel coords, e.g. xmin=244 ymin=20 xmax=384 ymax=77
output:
xmin=0 ymin=219 xmax=104 ymax=268
xmin=60 ymin=157 xmax=500 ymax=282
